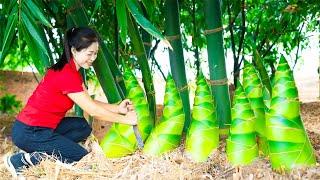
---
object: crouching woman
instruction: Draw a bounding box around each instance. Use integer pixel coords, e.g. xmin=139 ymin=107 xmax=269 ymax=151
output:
xmin=3 ymin=27 xmax=137 ymax=178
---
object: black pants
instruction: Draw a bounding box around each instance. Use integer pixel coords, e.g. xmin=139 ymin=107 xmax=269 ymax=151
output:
xmin=11 ymin=117 xmax=91 ymax=168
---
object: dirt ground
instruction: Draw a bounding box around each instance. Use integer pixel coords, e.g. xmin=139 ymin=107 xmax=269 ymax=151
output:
xmin=0 ymin=70 xmax=319 ymax=179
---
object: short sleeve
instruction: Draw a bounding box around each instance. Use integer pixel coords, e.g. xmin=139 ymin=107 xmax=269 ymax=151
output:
xmin=58 ymin=70 xmax=84 ymax=94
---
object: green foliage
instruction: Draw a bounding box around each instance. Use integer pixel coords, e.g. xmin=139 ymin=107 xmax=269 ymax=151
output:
xmin=143 ymin=75 xmax=185 ymax=156
xmin=224 ymin=0 xmax=319 ymax=78
xmin=266 ymin=56 xmax=316 ymax=171
xmin=226 ymin=82 xmax=258 ymax=165
xmin=1 ymin=0 xmax=319 ymax=76
xmin=116 ymin=0 xmax=127 ymax=44
xmin=126 ymin=0 xmax=166 ymax=41
xmin=185 ymin=72 xmax=219 ymax=162
xmin=0 ymin=0 xmax=52 ymax=74
xmin=0 ymin=94 xmax=22 ymax=115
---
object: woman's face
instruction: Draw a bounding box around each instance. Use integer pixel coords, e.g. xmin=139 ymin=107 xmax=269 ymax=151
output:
xmin=72 ymin=42 xmax=99 ymax=70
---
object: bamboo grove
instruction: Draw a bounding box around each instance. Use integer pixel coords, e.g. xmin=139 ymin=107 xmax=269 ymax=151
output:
xmin=0 ymin=0 xmax=318 ymax=172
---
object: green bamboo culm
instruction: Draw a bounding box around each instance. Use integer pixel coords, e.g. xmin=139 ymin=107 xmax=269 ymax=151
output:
xmin=203 ymin=0 xmax=231 ymax=132
xmin=266 ymin=56 xmax=316 ymax=171
xmin=185 ymin=72 xmax=219 ymax=162
xmin=164 ymin=0 xmax=191 ymax=132
xmin=143 ymin=75 xmax=185 ymax=156
xmin=242 ymin=60 xmax=268 ymax=155
xmin=100 ymin=67 xmax=153 ymax=158
xmin=226 ymin=82 xmax=258 ymax=165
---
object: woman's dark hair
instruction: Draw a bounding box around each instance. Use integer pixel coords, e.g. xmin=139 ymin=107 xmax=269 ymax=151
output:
xmin=50 ymin=27 xmax=99 ymax=71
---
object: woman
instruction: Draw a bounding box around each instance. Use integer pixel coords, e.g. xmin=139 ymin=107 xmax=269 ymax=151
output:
xmin=3 ymin=27 xmax=137 ymax=178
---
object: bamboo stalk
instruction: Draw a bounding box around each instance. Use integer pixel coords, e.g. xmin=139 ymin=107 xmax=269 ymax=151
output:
xmin=164 ymin=0 xmax=191 ymax=131
xmin=203 ymin=0 xmax=231 ymax=132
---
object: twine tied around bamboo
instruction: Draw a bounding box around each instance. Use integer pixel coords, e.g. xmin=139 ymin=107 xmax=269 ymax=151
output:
xmin=146 ymin=83 xmax=189 ymax=97
xmin=207 ymin=78 xmax=228 ymax=86
xmin=165 ymin=35 xmax=181 ymax=41
xmin=204 ymin=26 xmax=224 ymax=35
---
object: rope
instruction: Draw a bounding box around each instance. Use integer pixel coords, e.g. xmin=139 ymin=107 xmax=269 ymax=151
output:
xmin=177 ymin=84 xmax=189 ymax=93
xmin=143 ymin=42 xmax=152 ymax=47
xmin=146 ymin=90 xmax=156 ymax=96
xmin=204 ymin=26 xmax=224 ymax=35
xmin=146 ymin=84 xmax=189 ymax=96
xmin=66 ymin=3 xmax=83 ymax=14
xmin=207 ymin=78 xmax=229 ymax=86
xmin=115 ymin=76 xmax=123 ymax=83
xmin=165 ymin=34 xmax=181 ymax=41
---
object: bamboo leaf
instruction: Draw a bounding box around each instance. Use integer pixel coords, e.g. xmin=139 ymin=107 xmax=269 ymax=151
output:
xmin=6 ymin=0 xmax=17 ymax=15
xmin=0 ymin=4 xmax=18 ymax=65
xmin=266 ymin=57 xmax=316 ymax=171
xmin=126 ymin=0 xmax=165 ymax=41
xmin=141 ymin=0 xmax=154 ymax=17
xmin=20 ymin=23 xmax=47 ymax=74
xmin=116 ymin=0 xmax=127 ymax=44
xmin=185 ymin=73 xmax=219 ymax=162
xmin=24 ymin=0 xmax=52 ymax=28
xmin=253 ymin=49 xmax=272 ymax=95
xmin=21 ymin=10 xmax=50 ymax=60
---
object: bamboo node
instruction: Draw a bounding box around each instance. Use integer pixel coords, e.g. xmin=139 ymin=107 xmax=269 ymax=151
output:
xmin=146 ymin=90 xmax=156 ymax=96
xmin=115 ymin=76 xmax=123 ymax=83
xmin=165 ymin=35 xmax=181 ymax=41
xmin=66 ymin=3 xmax=84 ymax=14
xmin=143 ymin=42 xmax=152 ymax=47
xmin=178 ymin=84 xmax=189 ymax=93
xmin=204 ymin=26 xmax=224 ymax=35
xmin=207 ymin=78 xmax=228 ymax=86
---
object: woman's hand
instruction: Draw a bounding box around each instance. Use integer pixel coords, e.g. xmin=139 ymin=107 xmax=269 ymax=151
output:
xmin=118 ymin=99 xmax=134 ymax=115
xmin=124 ymin=110 xmax=138 ymax=125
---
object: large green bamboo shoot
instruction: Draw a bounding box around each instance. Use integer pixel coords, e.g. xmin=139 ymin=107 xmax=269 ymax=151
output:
xmin=266 ymin=56 xmax=316 ymax=171
xmin=143 ymin=75 xmax=185 ymax=156
xmin=185 ymin=73 xmax=219 ymax=162
xmin=100 ymin=66 xmax=153 ymax=157
xmin=242 ymin=60 xmax=268 ymax=155
xmin=128 ymin=15 xmax=156 ymax=125
xmin=226 ymin=82 xmax=258 ymax=165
